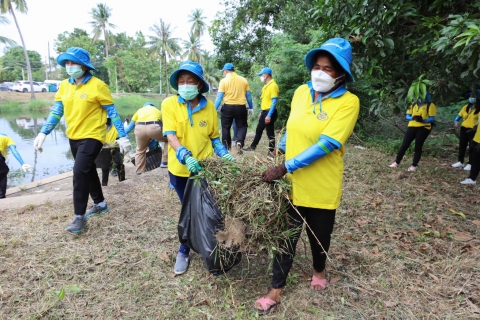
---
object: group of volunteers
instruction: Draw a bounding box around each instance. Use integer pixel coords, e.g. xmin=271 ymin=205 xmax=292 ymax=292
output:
xmin=0 ymin=36 xmax=476 ymax=316
xmin=388 ymin=90 xmax=480 ymax=185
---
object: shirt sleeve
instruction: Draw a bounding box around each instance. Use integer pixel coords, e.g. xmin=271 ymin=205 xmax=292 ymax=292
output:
xmin=161 ymin=100 xmax=176 ymax=136
xmin=428 ymin=103 xmax=437 ymax=117
xmin=218 ymin=79 xmax=225 ymax=93
xmin=321 ymin=95 xmax=360 ymax=146
xmin=97 ymin=82 xmax=115 ymax=106
xmin=271 ymin=83 xmax=279 ymax=99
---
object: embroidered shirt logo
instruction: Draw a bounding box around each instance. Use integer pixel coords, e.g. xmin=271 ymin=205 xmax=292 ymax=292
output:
xmin=199 ymin=120 xmax=207 ymax=127
xmin=317 ymin=112 xmax=329 ymax=121
xmin=80 ymin=93 xmax=87 ymax=99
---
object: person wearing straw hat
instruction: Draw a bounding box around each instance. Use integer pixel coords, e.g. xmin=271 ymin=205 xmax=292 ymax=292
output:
xmin=243 ymin=67 xmax=279 ymax=155
xmin=255 ymin=38 xmax=360 ymax=315
xmin=0 ymin=133 xmax=33 ymax=199
xmin=162 ymin=61 xmax=235 ymax=275
xmin=33 ymin=47 xmax=132 ymax=234
xmin=124 ymin=102 xmax=168 ymax=175
xmin=214 ymin=63 xmax=254 ymax=153
xmin=451 ymin=90 xmax=480 ymax=171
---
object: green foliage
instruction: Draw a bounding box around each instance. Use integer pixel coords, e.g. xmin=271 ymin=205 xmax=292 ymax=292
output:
xmin=112 ymin=95 xmax=163 ymax=109
xmin=0 ymin=46 xmax=44 ymax=82
xmin=407 ymin=75 xmax=434 ymax=103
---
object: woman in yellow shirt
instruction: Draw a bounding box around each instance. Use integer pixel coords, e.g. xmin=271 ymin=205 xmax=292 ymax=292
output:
xmin=451 ymin=91 xmax=479 ymax=170
xmin=254 ymin=38 xmax=360 ymax=314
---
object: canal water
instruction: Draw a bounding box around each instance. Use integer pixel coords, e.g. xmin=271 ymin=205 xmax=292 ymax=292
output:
xmin=1 ymin=108 xmax=136 ymax=188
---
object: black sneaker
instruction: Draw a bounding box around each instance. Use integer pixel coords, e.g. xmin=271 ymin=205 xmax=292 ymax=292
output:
xmin=243 ymin=146 xmax=255 ymax=152
xmin=66 ymin=215 xmax=87 ymax=234
xmin=85 ymin=203 xmax=109 ymax=218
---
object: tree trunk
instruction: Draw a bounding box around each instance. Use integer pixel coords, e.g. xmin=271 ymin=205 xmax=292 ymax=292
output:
xmin=9 ymin=6 xmax=35 ymax=100
xmin=159 ymin=57 xmax=162 ymax=95
xmin=164 ymin=55 xmax=169 ymax=97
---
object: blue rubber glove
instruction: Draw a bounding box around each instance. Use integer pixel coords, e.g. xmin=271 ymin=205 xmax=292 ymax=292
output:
xmin=185 ymin=156 xmax=202 ymax=174
xmin=222 ymin=154 xmax=235 ymax=161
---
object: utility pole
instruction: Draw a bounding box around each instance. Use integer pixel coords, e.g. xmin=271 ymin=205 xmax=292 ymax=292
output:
xmin=48 ymin=41 xmax=51 ymax=80
xmin=159 ymin=57 xmax=162 ymax=95
xmin=44 ymin=56 xmax=48 ymax=80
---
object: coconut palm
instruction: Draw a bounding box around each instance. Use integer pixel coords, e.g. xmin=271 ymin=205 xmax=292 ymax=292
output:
xmin=0 ymin=15 xmax=16 ymax=45
xmin=182 ymin=32 xmax=202 ymax=63
xmin=188 ymin=8 xmax=207 ymax=40
xmin=147 ymin=19 xmax=181 ymax=96
xmin=1 ymin=0 xmax=35 ymax=99
xmin=89 ymin=3 xmax=116 ymax=58
xmin=201 ymin=51 xmax=221 ymax=95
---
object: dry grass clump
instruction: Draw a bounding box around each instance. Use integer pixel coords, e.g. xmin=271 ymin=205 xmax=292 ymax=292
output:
xmin=198 ymin=156 xmax=293 ymax=255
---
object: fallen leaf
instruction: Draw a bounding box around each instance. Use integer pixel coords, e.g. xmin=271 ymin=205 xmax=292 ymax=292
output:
xmin=428 ymin=273 xmax=439 ymax=282
xmin=159 ymin=252 xmax=170 ymax=262
xmin=312 ymin=298 xmax=321 ymax=305
xmin=372 ymin=246 xmax=379 ymax=254
xmin=330 ymin=277 xmax=341 ymax=284
xmin=472 ymin=220 xmax=480 ymax=227
xmin=454 ymin=231 xmax=473 ymax=242
xmin=343 ymin=234 xmax=353 ymax=240
xmin=449 ymin=208 xmax=466 ymax=219
xmin=138 ymin=220 xmax=147 ymax=226
xmin=95 ymin=259 xmax=107 ymax=265
xmin=384 ymin=301 xmax=397 ymax=308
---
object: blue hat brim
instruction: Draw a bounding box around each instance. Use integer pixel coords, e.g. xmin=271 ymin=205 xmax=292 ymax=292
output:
xmin=305 ymin=49 xmax=354 ymax=83
xmin=169 ymin=69 xmax=209 ymax=94
xmin=57 ymin=52 xmax=98 ymax=72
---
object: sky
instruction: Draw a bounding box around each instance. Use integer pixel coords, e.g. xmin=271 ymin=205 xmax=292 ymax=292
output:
xmin=0 ymin=0 xmax=224 ymax=62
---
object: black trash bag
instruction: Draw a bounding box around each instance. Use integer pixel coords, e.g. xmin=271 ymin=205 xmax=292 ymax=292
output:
xmin=178 ymin=177 xmax=241 ymax=276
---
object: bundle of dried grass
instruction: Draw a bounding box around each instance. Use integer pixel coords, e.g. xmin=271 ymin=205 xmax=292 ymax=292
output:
xmin=197 ymin=155 xmax=295 ymax=256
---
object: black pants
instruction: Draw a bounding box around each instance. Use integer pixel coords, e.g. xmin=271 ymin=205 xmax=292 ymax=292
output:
xmin=469 ymin=141 xmax=480 ymax=181
xmin=395 ymin=127 xmax=431 ymax=166
xmin=221 ymin=104 xmax=248 ymax=148
xmin=458 ymin=126 xmax=476 ymax=164
xmin=272 ymin=205 xmax=336 ymax=289
xmin=101 ymin=148 xmax=125 ymax=186
xmin=70 ymin=139 xmax=104 ymax=216
xmin=250 ymin=110 xmax=277 ymax=152
xmin=0 ymin=154 xmax=9 ymax=199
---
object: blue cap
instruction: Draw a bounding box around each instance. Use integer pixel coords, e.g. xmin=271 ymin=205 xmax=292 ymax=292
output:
xmin=57 ymin=47 xmax=98 ymax=71
xmin=143 ymin=102 xmax=155 ymax=107
xmin=221 ymin=63 xmax=234 ymax=71
xmin=256 ymin=67 xmax=272 ymax=76
xmin=304 ymin=38 xmax=354 ymax=82
xmin=169 ymin=61 xmax=209 ymax=94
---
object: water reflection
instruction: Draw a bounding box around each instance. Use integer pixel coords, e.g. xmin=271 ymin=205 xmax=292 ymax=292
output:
xmin=1 ymin=109 xmax=134 ymax=188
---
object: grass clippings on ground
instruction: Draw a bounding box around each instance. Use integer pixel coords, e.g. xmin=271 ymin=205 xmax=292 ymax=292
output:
xmin=0 ymin=142 xmax=479 ymax=319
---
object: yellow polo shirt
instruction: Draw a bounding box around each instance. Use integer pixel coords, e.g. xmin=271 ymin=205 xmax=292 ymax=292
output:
xmin=474 ymin=119 xmax=480 ymax=144
xmin=285 ymin=84 xmax=359 ymax=209
xmin=132 ymin=106 xmax=162 ymax=123
xmin=0 ymin=135 xmax=15 ymax=158
xmin=105 ymin=126 xmax=118 ymax=144
xmin=458 ymin=104 xmax=479 ymax=129
xmin=55 ymin=76 xmax=114 ymax=143
xmin=162 ymin=95 xmax=220 ymax=177
xmin=218 ymin=72 xmax=250 ymax=105
xmin=260 ymin=79 xmax=279 ymax=111
xmin=406 ymin=102 xmax=437 ymax=130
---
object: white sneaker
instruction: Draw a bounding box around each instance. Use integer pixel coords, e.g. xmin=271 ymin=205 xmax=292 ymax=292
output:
xmin=460 ymin=178 xmax=476 ymax=185
xmin=407 ymin=166 xmax=416 ymax=172
xmin=451 ymin=161 xmax=464 ymax=168
xmin=389 ymin=162 xmax=398 ymax=168
xmin=463 ymin=164 xmax=471 ymax=171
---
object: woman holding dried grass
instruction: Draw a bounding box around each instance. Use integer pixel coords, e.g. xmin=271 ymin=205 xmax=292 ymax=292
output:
xmin=254 ymin=38 xmax=360 ymax=315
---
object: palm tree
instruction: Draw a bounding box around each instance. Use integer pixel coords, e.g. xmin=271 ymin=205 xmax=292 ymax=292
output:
xmin=0 ymin=15 xmax=16 ymax=45
xmin=201 ymin=51 xmax=221 ymax=95
xmin=89 ymin=3 xmax=116 ymax=58
xmin=147 ymin=19 xmax=181 ymax=96
xmin=182 ymin=32 xmax=202 ymax=62
xmin=1 ymin=0 xmax=35 ymax=99
xmin=188 ymin=8 xmax=207 ymax=41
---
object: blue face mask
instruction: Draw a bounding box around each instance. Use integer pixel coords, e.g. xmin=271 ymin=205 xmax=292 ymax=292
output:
xmin=66 ymin=65 xmax=85 ymax=79
xmin=469 ymin=97 xmax=476 ymax=104
xmin=178 ymin=84 xmax=199 ymax=101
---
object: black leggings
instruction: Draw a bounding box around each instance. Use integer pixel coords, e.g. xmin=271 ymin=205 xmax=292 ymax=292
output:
xmin=458 ymin=126 xmax=475 ymax=164
xmin=250 ymin=110 xmax=277 ymax=152
xmin=221 ymin=104 xmax=248 ymax=148
xmin=395 ymin=126 xmax=431 ymax=166
xmin=0 ymin=154 xmax=9 ymax=199
xmin=469 ymin=141 xmax=480 ymax=181
xmin=70 ymin=139 xmax=104 ymax=215
xmin=272 ymin=205 xmax=336 ymax=289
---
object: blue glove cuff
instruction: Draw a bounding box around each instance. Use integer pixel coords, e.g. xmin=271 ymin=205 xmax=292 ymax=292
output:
xmin=211 ymin=137 xmax=228 ymax=157
xmin=454 ymin=115 xmax=461 ymax=123
xmin=125 ymin=120 xmax=135 ymax=134
xmin=9 ymin=145 xmax=25 ymax=165
xmin=424 ymin=116 xmax=435 ymax=123
xmin=214 ymin=92 xmax=225 ymax=110
xmin=176 ymin=146 xmax=192 ymax=165
xmin=267 ymin=97 xmax=278 ymax=117
xmin=406 ymin=114 xmax=412 ymax=121
xmin=246 ymin=91 xmax=253 ymax=109
xmin=284 ymin=137 xmax=339 ymax=173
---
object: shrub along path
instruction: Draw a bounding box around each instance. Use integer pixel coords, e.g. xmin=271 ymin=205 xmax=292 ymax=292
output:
xmin=0 ymin=145 xmax=479 ymax=319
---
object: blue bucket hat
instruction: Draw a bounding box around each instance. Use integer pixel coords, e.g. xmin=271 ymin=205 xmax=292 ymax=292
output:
xmin=256 ymin=67 xmax=272 ymax=76
xmin=143 ymin=102 xmax=155 ymax=107
xmin=304 ymin=38 xmax=354 ymax=82
xmin=169 ymin=61 xmax=209 ymax=94
xmin=221 ymin=63 xmax=235 ymax=72
xmin=57 ymin=47 xmax=98 ymax=72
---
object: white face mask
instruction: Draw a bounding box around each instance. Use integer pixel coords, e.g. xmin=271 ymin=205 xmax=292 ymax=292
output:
xmin=311 ymin=70 xmax=342 ymax=93
xmin=260 ymin=75 xmax=266 ymax=83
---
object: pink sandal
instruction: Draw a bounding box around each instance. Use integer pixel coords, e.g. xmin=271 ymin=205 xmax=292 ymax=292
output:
xmin=253 ymin=297 xmax=279 ymax=315
xmin=310 ymin=275 xmax=328 ymax=290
